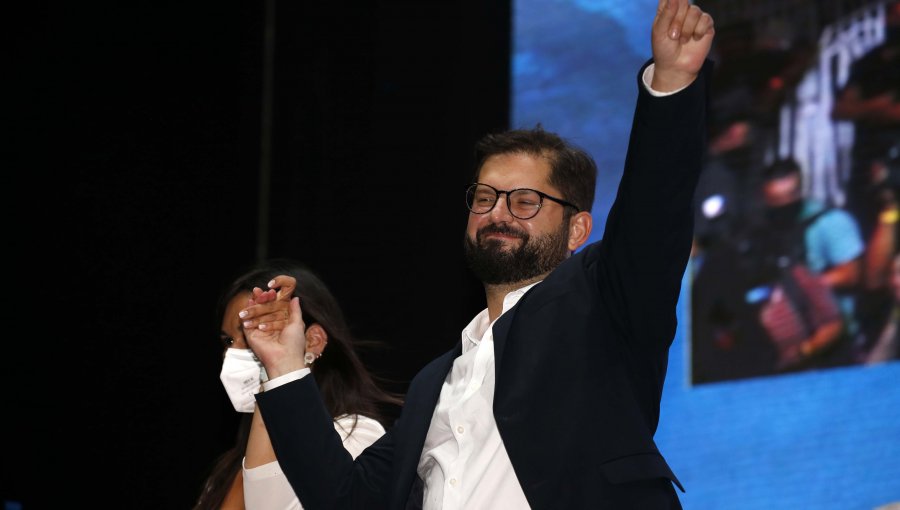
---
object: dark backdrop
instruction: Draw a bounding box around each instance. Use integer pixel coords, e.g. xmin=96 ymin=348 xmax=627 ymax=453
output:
xmin=11 ymin=1 xmax=509 ymax=508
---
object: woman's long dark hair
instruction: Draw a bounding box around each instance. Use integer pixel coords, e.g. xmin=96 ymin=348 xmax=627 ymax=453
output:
xmin=193 ymin=258 xmax=403 ymax=509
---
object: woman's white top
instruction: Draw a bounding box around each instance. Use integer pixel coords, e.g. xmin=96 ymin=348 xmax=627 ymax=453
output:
xmin=242 ymin=414 xmax=386 ymax=509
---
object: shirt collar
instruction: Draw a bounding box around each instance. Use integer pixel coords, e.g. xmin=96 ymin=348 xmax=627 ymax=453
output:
xmin=461 ymin=281 xmax=541 ymax=353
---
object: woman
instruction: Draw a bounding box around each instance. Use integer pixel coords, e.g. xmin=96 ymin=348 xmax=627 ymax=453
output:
xmin=193 ymin=259 xmax=402 ymax=509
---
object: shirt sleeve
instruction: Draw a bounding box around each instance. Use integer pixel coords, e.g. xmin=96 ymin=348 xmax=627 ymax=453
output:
xmin=242 ymin=414 xmax=386 ymax=509
xmin=820 ymin=210 xmax=865 ymax=265
xmin=642 ymin=63 xmax=690 ymax=97
xmin=261 ymin=368 xmax=310 ymax=392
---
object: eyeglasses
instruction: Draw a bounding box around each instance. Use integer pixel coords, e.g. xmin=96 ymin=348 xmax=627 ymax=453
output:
xmin=465 ymin=182 xmax=579 ymax=220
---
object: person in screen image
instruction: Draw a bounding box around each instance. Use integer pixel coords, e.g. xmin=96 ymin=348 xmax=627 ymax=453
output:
xmin=864 ymin=253 xmax=900 ymax=363
xmin=853 ymin=153 xmax=900 ymax=360
xmin=701 ymin=158 xmax=865 ymax=377
xmin=832 ymin=0 xmax=900 ymax=245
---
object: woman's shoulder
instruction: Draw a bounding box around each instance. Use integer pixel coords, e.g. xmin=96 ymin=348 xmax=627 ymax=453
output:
xmin=333 ymin=414 xmax=386 ymax=458
xmin=333 ymin=414 xmax=386 ymax=434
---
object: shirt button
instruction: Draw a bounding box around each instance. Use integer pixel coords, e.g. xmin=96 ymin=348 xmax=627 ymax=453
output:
xmin=456 ymin=426 xmax=465 ymax=434
xmin=449 ymin=478 xmax=458 ymax=487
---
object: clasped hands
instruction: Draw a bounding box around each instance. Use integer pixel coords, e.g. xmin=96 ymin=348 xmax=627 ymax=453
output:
xmin=239 ymin=275 xmax=307 ymax=380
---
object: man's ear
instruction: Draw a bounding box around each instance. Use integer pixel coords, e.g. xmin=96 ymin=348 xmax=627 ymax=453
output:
xmin=305 ymin=323 xmax=329 ymax=356
xmin=567 ymin=211 xmax=593 ymax=251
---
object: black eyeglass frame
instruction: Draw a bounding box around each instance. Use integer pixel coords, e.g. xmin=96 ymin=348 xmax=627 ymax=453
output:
xmin=465 ymin=182 xmax=580 ymax=220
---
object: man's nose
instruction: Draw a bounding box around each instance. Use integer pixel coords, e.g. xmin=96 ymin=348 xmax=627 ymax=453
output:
xmin=489 ymin=193 xmax=515 ymax=221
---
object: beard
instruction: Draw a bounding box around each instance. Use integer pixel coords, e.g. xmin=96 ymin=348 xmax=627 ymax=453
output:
xmin=463 ymin=221 xmax=571 ymax=284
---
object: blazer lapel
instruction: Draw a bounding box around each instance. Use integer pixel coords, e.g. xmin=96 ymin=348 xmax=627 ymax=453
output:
xmin=393 ymin=344 xmax=462 ymax=508
xmin=492 ymin=278 xmax=570 ymax=380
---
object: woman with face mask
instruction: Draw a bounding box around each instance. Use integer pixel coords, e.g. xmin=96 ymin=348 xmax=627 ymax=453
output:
xmin=194 ymin=259 xmax=403 ymax=509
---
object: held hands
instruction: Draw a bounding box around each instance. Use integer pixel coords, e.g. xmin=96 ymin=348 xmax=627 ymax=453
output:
xmin=240 ymin=275 xmax=309 ymax=379
xmin=651 ymin=0 xmax=715 ymax=92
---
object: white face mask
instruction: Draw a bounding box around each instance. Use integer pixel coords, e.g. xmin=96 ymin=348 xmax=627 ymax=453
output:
xmin=219 ymin=348 xmax=269 ymax=413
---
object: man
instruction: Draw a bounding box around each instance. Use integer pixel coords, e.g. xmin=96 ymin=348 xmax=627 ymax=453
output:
xmin=757 ymin=159 xmax=863 ymax=298
xmin=832 ymin=0 xmax=900 ymax=243
xmin=747 ymin=158 xmax=864 ymax=368
xmin=240 ymin=0 xmax=715 ymax=508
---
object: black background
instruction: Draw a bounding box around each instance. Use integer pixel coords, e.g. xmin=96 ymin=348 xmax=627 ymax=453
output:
xmin=11 ymin=1 xmax=509 ymax=507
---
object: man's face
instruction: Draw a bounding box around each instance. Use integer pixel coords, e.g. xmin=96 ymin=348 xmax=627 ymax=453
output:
xmin=762 ymin=173 xmax=802 ymax=208
xmin=463 ymin=152 xmax=572 ymax=284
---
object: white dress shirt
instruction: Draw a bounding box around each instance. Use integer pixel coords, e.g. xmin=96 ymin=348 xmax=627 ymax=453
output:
xmin=417 ymin=283 xmax=538 ymax=510
xmin=242 ymin=414 xmax=386 ymax=510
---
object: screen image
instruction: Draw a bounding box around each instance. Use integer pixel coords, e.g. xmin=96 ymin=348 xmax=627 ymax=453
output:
xmin=513 ymin=0 xmax=900 ymax=508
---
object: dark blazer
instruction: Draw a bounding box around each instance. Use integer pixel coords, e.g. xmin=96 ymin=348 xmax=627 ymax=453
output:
xmin=257 ymin=59 xmax=710 ymax=510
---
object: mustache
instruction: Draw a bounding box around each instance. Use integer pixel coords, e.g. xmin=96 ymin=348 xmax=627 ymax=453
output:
xmin=477 ymin=224 xmax=526 ymax=241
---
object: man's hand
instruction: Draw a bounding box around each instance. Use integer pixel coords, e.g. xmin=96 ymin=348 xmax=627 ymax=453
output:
xmin=241 ymin=275 xmax=309 ymax=379
xmin=651 ymin=0 xmax=715 ymax=92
